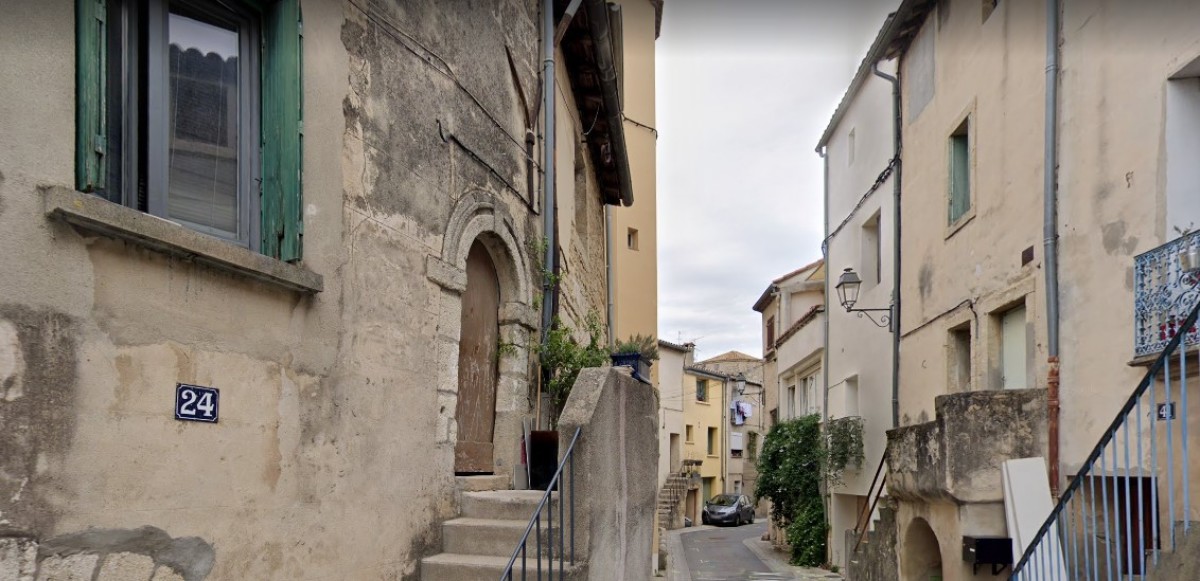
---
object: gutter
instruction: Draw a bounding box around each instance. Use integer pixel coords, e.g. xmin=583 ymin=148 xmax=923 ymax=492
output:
xmin=583 ymin=0 xmax=635 ymax=206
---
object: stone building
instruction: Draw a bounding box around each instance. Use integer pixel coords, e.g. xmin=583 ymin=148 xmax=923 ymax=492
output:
xmin=0 ymin=0 xmax=659 ymax=578
xmin=822 ymin=0 xmax=1200 ymax=579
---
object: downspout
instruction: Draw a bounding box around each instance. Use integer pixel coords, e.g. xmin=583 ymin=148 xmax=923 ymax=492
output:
xmin=1044 ymin=0 xmax=1062 ymax=496
xmin=872 ymin=62 xmax=902 ymax=429
xmin=819 ymin=145 xmax=833 ymax=542
xmin=540 ymin=0 xmax=558 ymax=340
xmin=606 ymin=205 xmax=616 ymax=346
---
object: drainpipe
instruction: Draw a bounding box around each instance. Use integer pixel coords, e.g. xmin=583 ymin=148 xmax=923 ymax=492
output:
xmin=606 ymin=205 xmax=616 ymax=346
xmin=819 ymin=145 xmax=833 ymax=542
xmin=872 ymin=62 xmax=902 ymax=430
xmin=539 ymin=0 xmax=558 ymax=341
xmin=1044 ymin=0 xmax=1062 ymax=496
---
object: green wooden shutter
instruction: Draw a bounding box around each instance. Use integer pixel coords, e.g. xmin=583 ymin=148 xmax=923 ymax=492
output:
xmin=262 ymin=0 xmax=303 ymax=261
xmin=76 ymin=0 xmax=107 ymax=193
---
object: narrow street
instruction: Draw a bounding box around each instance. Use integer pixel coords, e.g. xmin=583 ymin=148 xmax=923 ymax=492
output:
xmin=678 ymin=523 xmax=790 ymax=581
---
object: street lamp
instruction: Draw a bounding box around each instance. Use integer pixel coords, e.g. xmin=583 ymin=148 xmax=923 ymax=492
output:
xmin=735 ymin=372 xmax=747 ymax=396
xmin=835 ymin=267 xmax=892 ymax=329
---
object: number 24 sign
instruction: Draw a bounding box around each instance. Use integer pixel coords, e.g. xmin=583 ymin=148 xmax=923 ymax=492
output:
xmin=175 ymin=383 xmax=219 ymax=423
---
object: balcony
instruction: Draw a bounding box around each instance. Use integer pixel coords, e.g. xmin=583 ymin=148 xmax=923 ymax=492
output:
xmin=1134 ymin=231 xmax=1200 ymax=359
xmin=887 ymin=389 xmax=1046 ymax=504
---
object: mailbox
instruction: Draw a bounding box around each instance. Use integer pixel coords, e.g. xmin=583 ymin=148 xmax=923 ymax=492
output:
xmin=962 ymin=536 xmax=1012 ymax=575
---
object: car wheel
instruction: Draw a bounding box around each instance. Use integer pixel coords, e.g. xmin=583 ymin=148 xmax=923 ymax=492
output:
xmin=749 ymin=513 xmax=755 ymax=525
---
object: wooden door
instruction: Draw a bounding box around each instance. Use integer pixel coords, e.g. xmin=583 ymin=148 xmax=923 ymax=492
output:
xmin=454 ymin=241 xmax=501 ymax=474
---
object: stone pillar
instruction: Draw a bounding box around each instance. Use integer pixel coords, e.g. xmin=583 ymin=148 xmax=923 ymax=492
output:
xmin=557 ymin=367 xmax=659 ymax=580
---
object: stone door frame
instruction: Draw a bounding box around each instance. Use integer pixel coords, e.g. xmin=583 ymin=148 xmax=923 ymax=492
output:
xmin=427 ymin=191 xmax=537 ymax=479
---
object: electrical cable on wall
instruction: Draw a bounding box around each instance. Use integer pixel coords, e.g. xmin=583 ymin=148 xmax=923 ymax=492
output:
xmin=345 ymin=0 xmax=540 ymax=166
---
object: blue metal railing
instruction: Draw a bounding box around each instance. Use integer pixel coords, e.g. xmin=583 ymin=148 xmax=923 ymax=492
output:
xmin=501 ymin=427 xmax=581 ymax=581
xmin=1011 ymin=293 xmax=1200 ymax=579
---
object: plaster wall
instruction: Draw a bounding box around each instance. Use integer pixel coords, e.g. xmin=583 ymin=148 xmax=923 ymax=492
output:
xmin=681 ymin=371 xmax=724 ymax=494
xmin=823 ymin=67 xmax=897 ymax=571
xmin=897 ymin=0 xmax=1049 ymax=431
xmin=658 ymin=344 xmax=686 ymax=487
xmin=1055 ymin=0 xmax=1200 ymax=476
xmin=0 ymin=0 xmax=620 ymax=578
xmin=609 ymin=0 xmax=659 ymax=359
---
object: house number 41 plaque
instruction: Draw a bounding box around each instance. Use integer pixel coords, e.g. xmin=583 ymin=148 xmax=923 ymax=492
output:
xmin=175 ymin=383 xmax=219 ymax=423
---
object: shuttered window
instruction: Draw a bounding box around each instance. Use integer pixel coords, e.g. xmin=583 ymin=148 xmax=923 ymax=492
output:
xmin=948 ymin=118 xmax=971 ymax=225
xmin=75 ymin=0 xmax=303 ymax=261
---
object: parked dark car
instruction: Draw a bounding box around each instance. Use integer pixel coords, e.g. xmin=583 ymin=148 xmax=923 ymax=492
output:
xmin=701 ymin=493 xmax=755 ymax=526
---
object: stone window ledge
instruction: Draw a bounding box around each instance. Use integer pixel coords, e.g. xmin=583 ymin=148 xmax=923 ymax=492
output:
xmin=43 ymin=186 xmax=323 ymax=293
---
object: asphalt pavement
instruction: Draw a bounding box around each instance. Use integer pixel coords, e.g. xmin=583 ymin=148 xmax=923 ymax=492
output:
xmin=672 ymin=522 xmax=791 ymax=581
xmin=666 ymin=522 xmax=844 ymax=581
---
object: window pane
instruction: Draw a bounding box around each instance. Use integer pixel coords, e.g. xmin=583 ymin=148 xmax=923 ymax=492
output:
xmin=167 ymin=12 xmax=240 ymax=238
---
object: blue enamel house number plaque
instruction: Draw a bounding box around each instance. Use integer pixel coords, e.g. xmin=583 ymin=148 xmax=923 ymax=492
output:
xmin=175 ymin=383 xmax=219 ymax=423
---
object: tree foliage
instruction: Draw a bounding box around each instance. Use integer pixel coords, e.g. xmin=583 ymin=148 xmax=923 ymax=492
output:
xmin=755 ymin=414 xmax=828 ymax=567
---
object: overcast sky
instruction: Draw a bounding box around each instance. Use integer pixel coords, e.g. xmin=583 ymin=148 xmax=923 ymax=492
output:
xmin=656 ymin=0 xmax=897 ymax=361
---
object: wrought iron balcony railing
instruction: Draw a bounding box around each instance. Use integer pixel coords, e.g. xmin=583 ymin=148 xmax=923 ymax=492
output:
xmin=1134 ymin=231 xmax=1200 ymax=358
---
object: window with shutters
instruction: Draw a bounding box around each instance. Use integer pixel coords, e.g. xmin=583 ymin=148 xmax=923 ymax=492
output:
xmin=948 ymin=117 xmax=972 ymax=227
xmin=76 ymin=0 xmax=304 ymax=261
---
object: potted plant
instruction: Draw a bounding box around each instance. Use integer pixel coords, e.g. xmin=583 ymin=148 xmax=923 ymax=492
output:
xmin=611 ymin=334 xmax=658 ymax=384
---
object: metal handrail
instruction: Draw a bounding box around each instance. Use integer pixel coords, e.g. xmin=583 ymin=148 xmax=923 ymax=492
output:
xmin=1011 ymin=295 xmax=1200 ymax=579
xmin=852 ymin=451 xmax=888 ymax=552
xmin=501 ymin=426 xmax=581 ymax=581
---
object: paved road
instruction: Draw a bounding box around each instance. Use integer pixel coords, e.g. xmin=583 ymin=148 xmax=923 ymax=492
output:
xmin=680 ymin=522 xmax=793 ymax=581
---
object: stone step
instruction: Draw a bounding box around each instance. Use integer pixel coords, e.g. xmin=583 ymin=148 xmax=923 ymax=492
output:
xmin=421 ymin=553 xmax=584 ymax=581
xmin=443 ymin=518 xmax=566 ymax=558
xmin=461 ymin=490 xmax=559 ymax=521
xmin=455 ymin=474 xmax=511 ymax=492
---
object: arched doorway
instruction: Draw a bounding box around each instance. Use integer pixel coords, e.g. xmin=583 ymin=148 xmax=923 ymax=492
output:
xmin=454 ymin=240 xmax=501 ymax=474
xmin=902 ymin=518 xmax=943 ymax=581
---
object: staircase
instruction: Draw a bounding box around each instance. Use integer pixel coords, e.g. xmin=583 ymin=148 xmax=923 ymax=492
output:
xmin=420 ymin=476 xmax=585 ymax=580
xmin=845 ymin=498 xmax=899 ymax=581
xmin=657 ymin=472 xmax=688 ymax=529
xmin=1011 ymin=295 xmax=1200 ymax=579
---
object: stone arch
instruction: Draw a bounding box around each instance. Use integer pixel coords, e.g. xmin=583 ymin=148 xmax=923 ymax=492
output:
xmin=901 ymin=517 xmax=943 ymax=581
xmin=440 ymin=190 xmax=532 ymax=306
xmin=427 ymin=190 xmax=538 ymax=477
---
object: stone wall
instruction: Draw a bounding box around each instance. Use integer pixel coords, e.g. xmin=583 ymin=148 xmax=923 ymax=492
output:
xmin=558 ymin=367 xmax=659 ymax=581
xmin=0 ymin=0 xmax=617 ymax=578
xmin=888 ymin=388 xmax=1047 ymax=503
xmin=844 ymin=499 xmax=899 ymax=581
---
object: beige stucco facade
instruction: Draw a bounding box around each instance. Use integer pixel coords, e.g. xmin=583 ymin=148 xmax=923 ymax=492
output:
xmin=609 ymin=0 xmax=659 ymax=351
xmin=658 ymin=341 xmax=687 ymax=486
xmin=0 ymin=1 xmax=657 ymax=578
xmin=853 ymin=0 xmax=1200 ymax=579
xmin=680 ymin=362 xmax=726 ymax=524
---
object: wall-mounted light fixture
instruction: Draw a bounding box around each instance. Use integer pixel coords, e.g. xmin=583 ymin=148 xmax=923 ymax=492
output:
xmin=835 ymin=267 xmax=892 ymax=330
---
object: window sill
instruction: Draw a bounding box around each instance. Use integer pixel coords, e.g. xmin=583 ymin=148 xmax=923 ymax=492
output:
xmin=945 ymin=208 xmax=976 ymax=240
xmin=44 ymin=187 xmax=323 ymax=293
xmin=696 ymin=400 xmax=711 ymax=405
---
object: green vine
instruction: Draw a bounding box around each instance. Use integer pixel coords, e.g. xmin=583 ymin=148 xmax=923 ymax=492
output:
xmin=534 ymin=312 xmax=608 ymax=429
xmin=755 ymin=415 xmax=827 ymax=566
xmin=826 ymin=416 xmax=865 ymax=486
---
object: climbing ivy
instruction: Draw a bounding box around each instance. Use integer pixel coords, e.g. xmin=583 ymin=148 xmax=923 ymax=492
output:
xmin=755 ymin=414 xmax=828 ymax=566
xmin=826 ymin=416 xmax=865 ymax=486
